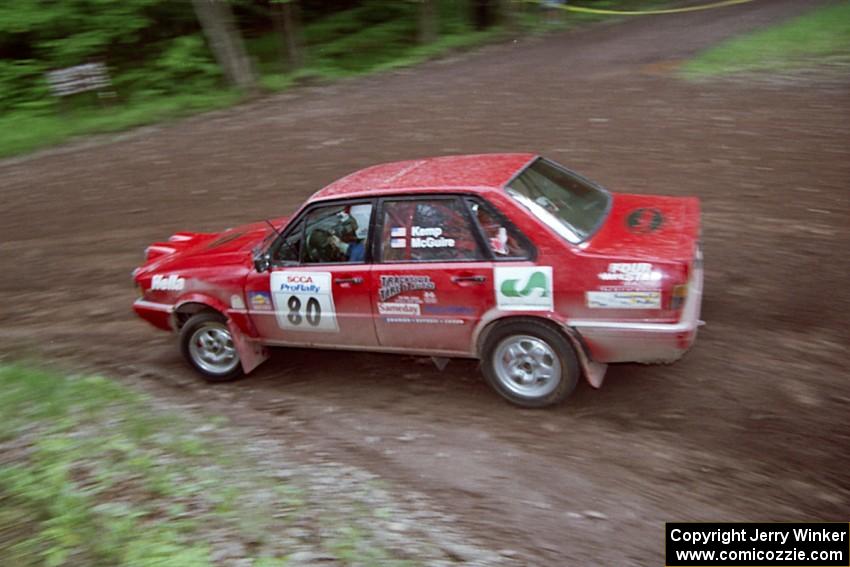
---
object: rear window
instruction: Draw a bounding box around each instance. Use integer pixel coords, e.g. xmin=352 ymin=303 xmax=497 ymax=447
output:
xmin=379 ymin=198 xmax=484 ymax=263
xmin=506 ymin=158 xmax=610 ymax=243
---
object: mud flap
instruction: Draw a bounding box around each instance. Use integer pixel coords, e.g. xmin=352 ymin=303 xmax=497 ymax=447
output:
xmin=227 ymin=319 xmax=269 ymax=374
xmin=562 ymin=328 xmax=608 ymax=388
xmin=583 ymin=359 xmax=608 ymax=389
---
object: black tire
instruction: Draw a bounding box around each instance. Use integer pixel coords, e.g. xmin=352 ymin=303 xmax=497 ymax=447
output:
xmin=481 ymin=320 xmax=579 ymax=408
xmin=179 ymin=312 xmax=244 ymax=383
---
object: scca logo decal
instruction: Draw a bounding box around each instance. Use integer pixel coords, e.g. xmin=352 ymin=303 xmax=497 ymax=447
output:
xmin=500 ymin=271 xmax=550 ymax=298
xmin=287 ymin=275 xmax=314 ymax=283
xmin=494 ymin=267 xmax=554 ymax=312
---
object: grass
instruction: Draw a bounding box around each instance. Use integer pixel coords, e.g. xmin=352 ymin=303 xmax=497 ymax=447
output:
xmin=0 ymin=91 xmax=240 ymax=159
xmin=681 ymin=1 xmax=850 ymax=77
xmin=0 ymin=364 xmax=408 ymax=566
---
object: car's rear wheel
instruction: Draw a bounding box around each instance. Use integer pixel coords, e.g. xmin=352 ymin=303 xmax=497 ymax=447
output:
xmin=179 ymin=312 xmax=243 ymax=382
xmin=481 ymin=320 xmax=579 ymax=408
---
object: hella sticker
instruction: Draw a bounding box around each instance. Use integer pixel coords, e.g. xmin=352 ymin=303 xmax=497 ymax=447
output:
xmin=150 ymin=274 xmax=185 ymax=291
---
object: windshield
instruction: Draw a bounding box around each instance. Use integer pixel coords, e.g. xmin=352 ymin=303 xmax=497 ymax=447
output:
xmin=505 ymin=158 xmax=610 ymax=243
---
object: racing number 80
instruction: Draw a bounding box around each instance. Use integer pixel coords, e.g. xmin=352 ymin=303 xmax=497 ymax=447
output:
xmin=286 ymin=295 xmax=321 ymax=327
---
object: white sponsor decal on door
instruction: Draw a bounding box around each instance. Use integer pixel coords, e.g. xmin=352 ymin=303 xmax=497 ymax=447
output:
xmin=271 ymin=271 xmax=338 ymax=332
xmin=494 ymin=266 xmax=553 ymax=311
xmin=586 ymin=291 xmax=661 ymax=309
xmin=378 ymin=275 xmax=435 ymax=301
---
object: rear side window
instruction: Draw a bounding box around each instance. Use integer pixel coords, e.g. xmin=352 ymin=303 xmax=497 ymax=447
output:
xmin=466 ymin=198 xmax=533 ymax=260
xmin=506 ymin=158 xmax=610 ymax=243
xmin=379 ymin=198 xmax=485 ymax=263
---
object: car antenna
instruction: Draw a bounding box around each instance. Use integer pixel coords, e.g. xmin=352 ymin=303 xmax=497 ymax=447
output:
xmin=264 ymin=219 xmax=283 ymax=238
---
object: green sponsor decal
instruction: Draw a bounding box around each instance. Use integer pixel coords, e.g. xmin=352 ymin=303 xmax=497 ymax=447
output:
xmin=500 ymin=271 xmax=550 ymax=298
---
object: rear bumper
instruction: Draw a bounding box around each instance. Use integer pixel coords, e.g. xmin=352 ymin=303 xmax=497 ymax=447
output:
xmin=570 ymin=259 xmax=704 ymax=364
xmin=133 ymin=299 xmax=174 ymax=331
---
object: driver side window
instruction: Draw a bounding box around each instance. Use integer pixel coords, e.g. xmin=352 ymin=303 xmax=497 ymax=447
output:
xmin=272 ymin=202 xmax=373 ymax=265
xmin=272 ymin=221 xmax=302 ymax=263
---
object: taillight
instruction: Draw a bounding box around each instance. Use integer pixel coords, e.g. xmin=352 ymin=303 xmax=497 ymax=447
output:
xmin=671 ymin=283 xmax=688 ymax=310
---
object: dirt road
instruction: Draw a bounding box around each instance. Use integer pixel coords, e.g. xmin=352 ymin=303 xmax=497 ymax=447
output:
xmin=2 ymin=0 xmax=848 ymax=564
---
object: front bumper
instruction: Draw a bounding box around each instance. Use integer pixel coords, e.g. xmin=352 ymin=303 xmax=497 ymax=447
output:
xmin=133 ymin=299 xmax=174 ymax=331
xmin=570 ymin=258 xmax=704 ymax=364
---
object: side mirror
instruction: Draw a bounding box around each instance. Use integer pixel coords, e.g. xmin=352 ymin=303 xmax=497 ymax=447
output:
xmin=254 ymin=252 xmax=271 ymax=273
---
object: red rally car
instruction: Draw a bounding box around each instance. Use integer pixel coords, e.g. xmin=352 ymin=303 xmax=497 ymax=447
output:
xmin=133 ymin=154 xmax=703 ymax=408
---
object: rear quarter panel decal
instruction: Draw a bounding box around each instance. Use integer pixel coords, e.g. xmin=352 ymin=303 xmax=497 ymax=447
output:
xmin=494 ymin=266 xmax=553 ymax=311
xmin=586 ymin=290 xmax=661 ymax=309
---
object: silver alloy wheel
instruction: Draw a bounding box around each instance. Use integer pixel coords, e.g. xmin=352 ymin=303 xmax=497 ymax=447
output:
xmin=188 ymin=322 xmax=239 ymax=375
xmin=493 ymin=334 xmax=561 ymax=398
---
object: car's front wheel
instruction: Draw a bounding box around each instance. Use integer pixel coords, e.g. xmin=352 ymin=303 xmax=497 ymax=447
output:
xmin=481 ymin=320 xmax=579 ymax=408
xmin=179 ymin=312 xmax=243 ymax=382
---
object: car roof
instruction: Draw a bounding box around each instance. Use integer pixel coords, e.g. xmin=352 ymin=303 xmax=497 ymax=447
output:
xmin=310 ymin=153 xmax=537 ymax=202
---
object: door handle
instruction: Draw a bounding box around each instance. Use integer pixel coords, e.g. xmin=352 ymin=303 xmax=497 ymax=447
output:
xmin=451 ymin=275 xmax=486 ymax=284
xmin=334 ymin=276 xmax=363 ymax=285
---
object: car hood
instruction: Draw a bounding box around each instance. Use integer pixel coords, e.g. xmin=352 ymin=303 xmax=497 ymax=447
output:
xmin=136 ymin=217 xmax=288 ymax=275
xmin=583 ymin=193 xmax=700 ymax=262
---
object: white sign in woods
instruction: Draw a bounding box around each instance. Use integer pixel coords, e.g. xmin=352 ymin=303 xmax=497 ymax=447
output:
xmin=46 ymin=63 xmax=112 ymax=97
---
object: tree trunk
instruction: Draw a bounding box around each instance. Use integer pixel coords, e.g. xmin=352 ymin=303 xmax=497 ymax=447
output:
xmin=499 ymin=0 xmax=519 ymax=32
xmin=418 ymin=0 xmax=438 ymax=45
xmin=191 ymin=0 xmax=257 ymax=92
xmin=471 ymin=0 xmax=495 ymax=30
xmin=271 ymin=0 xmax=302 ymax=71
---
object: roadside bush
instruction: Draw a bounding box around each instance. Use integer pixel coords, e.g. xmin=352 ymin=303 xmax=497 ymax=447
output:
xmin=0 ymin=59 xmax=52 ymax=112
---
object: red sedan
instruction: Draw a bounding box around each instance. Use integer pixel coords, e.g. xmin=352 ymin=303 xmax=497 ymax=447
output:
xmin=133 ymin=154 xmax=703 ymax=407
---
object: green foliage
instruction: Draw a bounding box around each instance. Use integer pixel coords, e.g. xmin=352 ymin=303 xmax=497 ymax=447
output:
xmin=0 ymin=364 xmax=415 ymax=566
xmin=0 ymin=366 xmax=246 ymax=566
xmin=0 ymin=91 xmax=239 ymax=158
xmin=0 ymin=59 xmax=52 ymax=112
xmin=255 ymin=0 xmax=488 ymax=79
xmin=119 ymin=33 xmax=222 ymax=97
xmin=0 ymin=0 xmax=681 ymax=157
xmin=0 ymin=0 xmax=214 ymax=113
xmin=682 ymin=1 xmax=850 ymax=77
xmin=0 ymin=0 xmax=160 ymax=65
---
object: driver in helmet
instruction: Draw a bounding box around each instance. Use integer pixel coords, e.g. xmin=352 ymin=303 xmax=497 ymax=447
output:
xmin=328 ymin=211 xmax=365 ymax=262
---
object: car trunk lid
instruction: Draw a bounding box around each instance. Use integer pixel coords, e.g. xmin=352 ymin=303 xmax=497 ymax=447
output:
xmin=584 ymin=193 xmax=700 ymax=262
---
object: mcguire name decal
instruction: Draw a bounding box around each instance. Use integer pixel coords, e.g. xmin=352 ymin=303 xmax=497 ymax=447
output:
xmin=410 ymin=226 xmax=456 ymax=249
